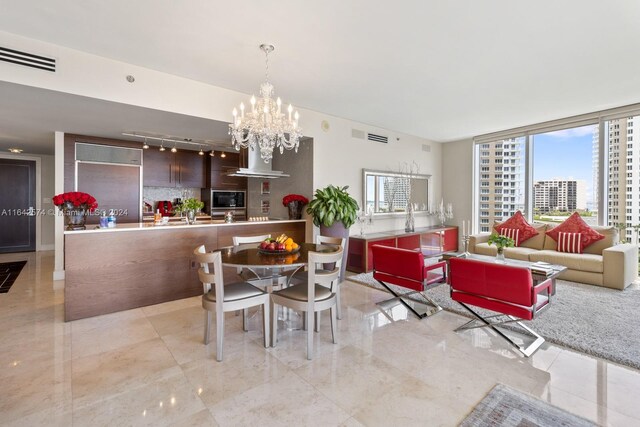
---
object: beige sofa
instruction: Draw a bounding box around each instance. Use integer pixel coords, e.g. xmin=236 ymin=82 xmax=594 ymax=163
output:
xmin=469 ymin=224 xmax=638 ymax=290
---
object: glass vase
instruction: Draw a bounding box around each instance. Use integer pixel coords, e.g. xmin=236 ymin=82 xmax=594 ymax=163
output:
xmin=495 ymin=249 xmax=506 ymax=263
xmin=186 ymin=210 xmax=197 ymax=225
xmin=404 ymin=202 xmax=415 ymax=232
xmin=63 ymin=208 xmax=88 ymax=230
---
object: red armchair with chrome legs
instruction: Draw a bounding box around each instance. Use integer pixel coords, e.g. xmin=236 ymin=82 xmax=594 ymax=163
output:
xmin=371 ymin=245 xmax=447 ymax=319
xmin=448 ymin=257 xmax=552 ymax=357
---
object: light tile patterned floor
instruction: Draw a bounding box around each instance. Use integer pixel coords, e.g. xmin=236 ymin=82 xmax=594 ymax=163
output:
xmin=0 ymin=251 xmax=639 ymax=426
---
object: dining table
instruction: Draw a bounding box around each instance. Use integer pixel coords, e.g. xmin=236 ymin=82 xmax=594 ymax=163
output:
xmin=218 ymin=242 xmax=341 ymax=282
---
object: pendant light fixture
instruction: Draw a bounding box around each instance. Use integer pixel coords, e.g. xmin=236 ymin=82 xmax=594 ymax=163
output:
xmin=228 ymin=43 xmax=301 ymax=163
xmin=142 ymin=137 xmax=149 ymax=149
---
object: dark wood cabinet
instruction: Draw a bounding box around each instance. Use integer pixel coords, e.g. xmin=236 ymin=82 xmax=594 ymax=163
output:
xmin=143 ymin=150 xmax=205 ymax=188
xmin=206 ymin=151 xmax=247 ymax=189
xmin=347 ymin=225 xmax=458 ymax=273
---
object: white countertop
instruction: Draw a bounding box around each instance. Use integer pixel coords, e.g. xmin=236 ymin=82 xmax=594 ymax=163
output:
xmin=64 ymin=219 xmax=306 ymax=234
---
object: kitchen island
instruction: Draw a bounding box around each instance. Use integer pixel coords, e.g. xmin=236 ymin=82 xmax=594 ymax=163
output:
xmin=64 ymin=219 xmax=306 ymax=321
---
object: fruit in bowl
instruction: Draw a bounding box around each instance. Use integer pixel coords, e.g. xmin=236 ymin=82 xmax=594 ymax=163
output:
xmin=259 ymin=234 xmax=299 ymax=253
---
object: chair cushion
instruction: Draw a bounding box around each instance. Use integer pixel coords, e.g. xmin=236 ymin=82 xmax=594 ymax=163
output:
xmin=494 ymin=211 xmax=539 ymax=246
xmin=203 ymin=281 xmax=266 ymax=303
xmin=272 ymin=283 xmax=334 ymax=302
xmin=545 ymin=212 xmax=604 ymax=253
xmin=529 ymin=250 xmax=603 ymax=273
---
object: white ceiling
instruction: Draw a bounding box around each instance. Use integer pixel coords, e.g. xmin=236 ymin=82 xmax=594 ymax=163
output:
xmin=0 ymin=0 xmax=639 ymax=144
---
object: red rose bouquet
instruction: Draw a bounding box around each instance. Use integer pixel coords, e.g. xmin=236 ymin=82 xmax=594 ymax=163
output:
xmin=282 ymin=194 xmax=309 ymax=207
xmin=52 ymin=191 xmax=98 ymax=212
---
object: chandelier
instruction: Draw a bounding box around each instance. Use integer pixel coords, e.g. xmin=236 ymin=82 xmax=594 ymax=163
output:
xmin=229 ymin=44 xmax=302 ymax=163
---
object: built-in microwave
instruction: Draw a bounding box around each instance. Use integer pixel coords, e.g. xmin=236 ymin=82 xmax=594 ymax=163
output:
xmin=211 ymin=190 xmax=246 ymax=209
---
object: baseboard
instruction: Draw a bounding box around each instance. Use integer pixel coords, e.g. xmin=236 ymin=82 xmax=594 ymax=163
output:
xmin=53 ymin=269 xmax=65 ymax=281
xmin=39 ymin=244 xmax=55 ymax=251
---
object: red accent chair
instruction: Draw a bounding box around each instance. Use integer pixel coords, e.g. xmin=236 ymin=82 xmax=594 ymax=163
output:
xmin=371 ymin=245 xmax=447 ymax=319
xmin=448 ymin=257 xmax=553 ymax=357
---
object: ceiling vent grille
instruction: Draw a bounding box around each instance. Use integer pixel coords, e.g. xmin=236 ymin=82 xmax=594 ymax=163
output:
xmin=367 ymin=133 xmax=388 ymax=144
xmin=0 ymin=46 xmax=56 ymax=72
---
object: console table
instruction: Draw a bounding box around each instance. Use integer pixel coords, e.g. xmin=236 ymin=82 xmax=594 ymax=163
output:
xmin=346 ymin=225 xmax=458 ymax=273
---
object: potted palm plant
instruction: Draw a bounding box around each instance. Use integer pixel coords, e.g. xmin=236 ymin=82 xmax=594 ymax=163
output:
xmin=306 ymin=185 xmax=359 ymax=280
xmin=174 ymin=197 xmax=204 ymax=224
xmin=487 ymin=233 xmax=515 ymax=263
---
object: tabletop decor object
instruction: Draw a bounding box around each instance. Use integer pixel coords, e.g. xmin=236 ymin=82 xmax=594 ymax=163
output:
xmin=174 ymin=197 xmax=204 ymax=224
xmin=52 ymin=191 xmax=98 ymax=230
xmin=282 ymin=194 xmax=309 ymax=220
xmin=487 ymin=233 xmax=515 ymax=263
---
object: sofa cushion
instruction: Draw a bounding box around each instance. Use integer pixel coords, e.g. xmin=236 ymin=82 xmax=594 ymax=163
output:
xmin=545 ymin=212 xmax=605 ymax=253
xmin=494 ymin=211 xmax=539 ymax=246
xmin=520 ymin=223 xmax=547 ymax=250
xmin=545 ymin=224 xmax=617 ymax=255
xmin=557 ymin=232 xmax=583 ymax=254
xmin=474 ymin=243 xmax=539 ymax=261
xmin=529 ymin=250 xmax=603 ymax=273
xmin=583 ymin=226 xmax=618 ymax=255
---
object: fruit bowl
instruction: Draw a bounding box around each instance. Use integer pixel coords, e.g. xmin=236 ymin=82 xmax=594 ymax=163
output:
xmin=258 ymin=247 xmax=300 ymax=255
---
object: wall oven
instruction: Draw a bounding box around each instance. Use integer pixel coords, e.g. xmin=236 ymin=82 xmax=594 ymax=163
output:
xmin=208 ymin=190 xmax=246 ymax=220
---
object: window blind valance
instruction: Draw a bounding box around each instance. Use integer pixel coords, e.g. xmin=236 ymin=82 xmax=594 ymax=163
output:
xmin=473 ymin=102 xmax=640 ymax=144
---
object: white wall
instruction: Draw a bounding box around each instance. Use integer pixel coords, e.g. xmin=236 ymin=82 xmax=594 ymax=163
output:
xmin=1 ymin=31 xmax=443 ymax=267
xmin=441 ymin=138 xmax=474 ymax=233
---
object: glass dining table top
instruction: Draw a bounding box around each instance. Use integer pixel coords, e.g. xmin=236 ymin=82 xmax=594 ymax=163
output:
xmin=218 ymin=242 xmax=340 ymax=269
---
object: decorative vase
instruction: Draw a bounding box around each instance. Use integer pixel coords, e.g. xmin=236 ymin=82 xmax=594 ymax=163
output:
xmin=63 ymin=207 xmax=88 ymax=230
xmin=405 ymin=202 xmax=415 ymax=232
xmin=320 ymin=222 xmax=350 ymax=282
xmin=186 ymin=210 xmax=197 ymax=225
xmin=287 ymin=201 xmax=304 ymax=220
xmin=495 ymin=248 xmax=506 ymax=263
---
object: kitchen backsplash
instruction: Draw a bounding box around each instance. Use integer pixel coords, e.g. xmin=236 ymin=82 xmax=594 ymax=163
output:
xmin=143 ymin=187 xmax=200 ymax=206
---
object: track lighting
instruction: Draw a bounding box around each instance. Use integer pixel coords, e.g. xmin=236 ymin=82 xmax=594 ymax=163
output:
xmin=142 ymin=138 xmax=149 ymax=149
xmin=209 ymin=151 xmax=215 ymax=157
xmin=220 ymin=152 xmax=226 ymax=158
xmin=198 ymin=146 xmax=204 ymax=156
xmin=171 ymin=145 xmax=177 ymax=153
xmin=159 ymin=139 xmax=166 ymax=151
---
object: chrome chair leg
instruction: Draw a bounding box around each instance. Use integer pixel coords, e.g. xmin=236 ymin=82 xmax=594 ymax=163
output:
xmin=216 ymin=309 xmax=224 ymax=362
xmin=306 ymin=310 xmax=313 ymax=360
xmin=262 ymin=301 xmax=270 ymax=349
xmin=242 ymin=308 xmax=249 ymax=332
xmin=204 ymin=310 xmax=211 ymax=345
xmin=314 ymin=311 xmax=320 ymax=332
xmin=270 ymin=301 xmax=277 ymax=347
xmin=330 ymin=306 xmax=337 ymax=344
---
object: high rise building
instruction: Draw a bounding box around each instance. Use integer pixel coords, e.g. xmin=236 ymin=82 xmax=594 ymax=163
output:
xmin=533 ymin=179 xmax=586 ymax=214
xmin=591 ymin=124 xmax=600 ymax=212
xmin=607 ymin=116 xmax=639 ymax=241
xmin=478 ymin=138 xmax=526 ymax=232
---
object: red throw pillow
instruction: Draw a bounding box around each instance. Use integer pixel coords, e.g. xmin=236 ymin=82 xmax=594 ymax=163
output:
xmin=494 ymin=211 xmax=539 ymax=246
xmin=545 ymin=212 xmax=604 ymax=252
xmin=499 ymin=228 xmax=520 ymax=247
xmin=557 ymin=232 xmax=582 ymax=254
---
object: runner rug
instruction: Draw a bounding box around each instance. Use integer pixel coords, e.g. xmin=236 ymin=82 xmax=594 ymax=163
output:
xmin=0 ymin=261 xmax=27 ymax=293
xmin=459 ymin=384 xmax=596 ymax=426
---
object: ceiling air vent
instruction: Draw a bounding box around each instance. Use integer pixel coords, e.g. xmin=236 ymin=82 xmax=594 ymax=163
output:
xmin=0 ymin=46 xmax=56 ymax=72
xmin=367 ymin=133 xmax=388 ymax=144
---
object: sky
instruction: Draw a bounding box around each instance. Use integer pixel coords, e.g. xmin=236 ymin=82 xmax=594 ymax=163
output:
xmin=532 ymin=124 xmax=596 ymax=202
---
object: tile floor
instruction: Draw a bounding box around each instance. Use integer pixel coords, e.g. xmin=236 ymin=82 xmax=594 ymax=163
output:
xmin=1 ymin=250 xmax=639 ymax=426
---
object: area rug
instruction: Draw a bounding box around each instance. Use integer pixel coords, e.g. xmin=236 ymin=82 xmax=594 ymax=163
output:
xmin=347 ymin=272 xmax=640 ymax=370
xmin=0 ymin=260 xmax=27 ymax=293
xmin=459 ymin=384 xmax=596 ymax=426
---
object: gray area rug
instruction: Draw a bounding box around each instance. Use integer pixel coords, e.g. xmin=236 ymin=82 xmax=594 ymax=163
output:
xmin=460 ymin=384 xmax=596 ymax=427
xmin=347 ymin=272 xmax=640 ymax=370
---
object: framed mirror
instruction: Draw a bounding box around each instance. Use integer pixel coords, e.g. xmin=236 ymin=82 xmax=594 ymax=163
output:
xmin=362 ymin=169 xmax=431 ymax=214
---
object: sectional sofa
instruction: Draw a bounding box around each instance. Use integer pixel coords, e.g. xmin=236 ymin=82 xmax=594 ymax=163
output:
xmin=469 ymin=224 xmax=638 ymax=290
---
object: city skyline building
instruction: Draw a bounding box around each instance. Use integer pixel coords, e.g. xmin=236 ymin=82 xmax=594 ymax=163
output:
xmin=533 ymin=179 xmax=586 ymax=214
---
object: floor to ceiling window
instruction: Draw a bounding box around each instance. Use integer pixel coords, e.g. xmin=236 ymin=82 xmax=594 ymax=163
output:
xmin=532 ymin=124 xmax=598 ymax=227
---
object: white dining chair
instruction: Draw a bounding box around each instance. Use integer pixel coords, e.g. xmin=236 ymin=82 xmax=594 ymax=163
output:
xmin=270 ymin=246 xmax=343 ymax=360
xmin=284 ymin=235 xmax=346 ymax=320
xmin=193 ymin=245 xmax=270 ymax=362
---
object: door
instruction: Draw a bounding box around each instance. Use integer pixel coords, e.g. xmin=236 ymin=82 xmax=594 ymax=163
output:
xmin=175 ymin=151 xmax=205 ymax=188
xmin=0 ymin=158 xmax=36 ymax=253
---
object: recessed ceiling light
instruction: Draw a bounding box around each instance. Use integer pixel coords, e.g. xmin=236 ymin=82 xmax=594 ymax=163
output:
xmin=8 ymin=148 xmax=23 ymax=153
